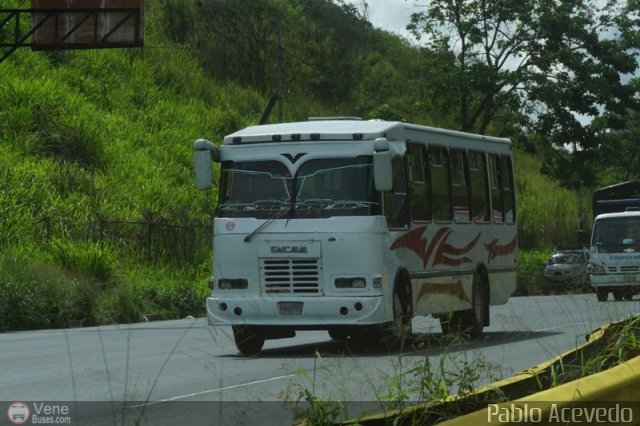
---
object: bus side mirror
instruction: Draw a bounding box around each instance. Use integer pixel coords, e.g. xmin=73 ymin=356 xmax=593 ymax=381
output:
xmin=373 ymin=138 xmax=393 ymax=192
xmin=194 ymin=139 xmax=220 ymax=190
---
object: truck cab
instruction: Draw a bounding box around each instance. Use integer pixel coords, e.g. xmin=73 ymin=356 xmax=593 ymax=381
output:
xmin=588 ymin=209 xmax=640 ymax=301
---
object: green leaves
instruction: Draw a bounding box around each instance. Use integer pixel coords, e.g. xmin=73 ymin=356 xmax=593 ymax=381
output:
xmin=408 ymin=0 xmax=640 ymax=168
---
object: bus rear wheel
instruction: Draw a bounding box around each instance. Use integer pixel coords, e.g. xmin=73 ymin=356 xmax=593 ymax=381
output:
xmin=232 ymin=325 xmax=265 ymax=356
xmin=440 ymin=272 xmax=487 ymax=339
xmin=613 ymin=287 xmax=624 ymax=301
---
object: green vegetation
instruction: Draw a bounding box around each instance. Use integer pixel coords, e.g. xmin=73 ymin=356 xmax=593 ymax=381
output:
xmin=289 ymin=317 xmax=640 ymax=425
xmin=0 ymin=0 xmax=637 ymax=329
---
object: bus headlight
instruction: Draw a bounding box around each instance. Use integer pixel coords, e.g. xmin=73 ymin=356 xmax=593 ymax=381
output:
xmin=587 ymin=263 xmax=605 ymax=275
xmin=335 ymin=277 xmax=366 ymax=289
xmin=218 ymin=279 xmax=248 ymax=289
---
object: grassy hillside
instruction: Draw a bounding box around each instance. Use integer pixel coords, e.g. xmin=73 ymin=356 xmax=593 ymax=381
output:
xmin=0 ymin=0 xmax=584 ymax=330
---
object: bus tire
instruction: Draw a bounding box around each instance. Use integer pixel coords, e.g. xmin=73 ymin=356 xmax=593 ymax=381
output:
xmin=232 ymin=325 xmax=265 ymax=356
xmin=328 ymin=328 xmax=350 ymax=341
xmin=613 ymin=287 xmax=624 ymax=301
xmin=596 ymin=287 xmax=608 ymax=302
xmin=388 ymin=279 xmax=413 ymax=347
xmin=440 ymin=272 xmax=487 ymax=339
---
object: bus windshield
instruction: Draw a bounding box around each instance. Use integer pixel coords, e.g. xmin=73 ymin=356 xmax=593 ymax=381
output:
xmin=217 ymin=156 xmax=380 ymax=219
xmin=592 ymin=217 xmax=640 ymax=253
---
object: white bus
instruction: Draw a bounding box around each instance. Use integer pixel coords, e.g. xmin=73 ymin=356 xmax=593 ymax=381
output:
xmin=194 ymin=119 xmax=517 ymax=355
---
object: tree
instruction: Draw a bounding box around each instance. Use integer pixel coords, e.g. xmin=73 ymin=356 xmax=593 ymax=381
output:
xmin=588 ymin=78 xmax=640 ymax=186
xmin=408 ymin=0 xmax=640 ymax=149
xmin=195 ymin=0 xmax=283 ymax=92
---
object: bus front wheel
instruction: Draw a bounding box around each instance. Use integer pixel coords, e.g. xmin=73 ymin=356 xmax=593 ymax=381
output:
xmin=386 ymin=281 xmax=413 ymax=347
xmin=357 ymin=279 xmax=413 ymax=350
xmin=232 ymin=325 xmax=265 ymax=356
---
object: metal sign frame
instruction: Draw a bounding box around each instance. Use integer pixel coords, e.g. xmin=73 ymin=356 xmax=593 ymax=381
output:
xmin=0 ymin=7 xmax=143 ymax=63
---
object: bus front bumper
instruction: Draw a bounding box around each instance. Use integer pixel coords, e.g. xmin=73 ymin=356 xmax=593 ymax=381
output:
xmin=206 ymin=295 xmax=386 ymax=327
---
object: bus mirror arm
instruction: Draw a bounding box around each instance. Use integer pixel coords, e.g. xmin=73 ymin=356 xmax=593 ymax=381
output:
xmin=194 ymin=139 xmax=221 ymax=190
xmin=373 ymin=138 xmax=393 ymax=192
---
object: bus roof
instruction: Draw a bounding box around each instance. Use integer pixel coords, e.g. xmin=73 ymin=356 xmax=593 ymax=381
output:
xmin=222 ymin=119 xmax=512 ymax=146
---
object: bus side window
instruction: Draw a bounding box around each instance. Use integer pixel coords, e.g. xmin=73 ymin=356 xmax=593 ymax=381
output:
xmin=430 ymin=145 xmax=452 ymax=221
xmin=489 ymin=154 xmax=504 ymax=223
xmin=383 ymin=156 xmax=410 ymax=228
xmin=407 ymin=143 xmax=431 ymax=221
xmin=502 ymin=155 xmax=516 ymax=224
xmin=469 ymin=151 xmax=490 ymax=222
xmin=451 ymin=149 xmax=470 ymax=222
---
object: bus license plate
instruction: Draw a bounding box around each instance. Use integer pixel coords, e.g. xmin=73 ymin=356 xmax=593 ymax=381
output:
xmin=278 ymin=302 xmax=303 ymax=316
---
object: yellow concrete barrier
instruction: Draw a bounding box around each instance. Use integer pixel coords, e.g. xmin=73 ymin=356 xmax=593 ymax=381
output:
xmin=333 ymin=318 xmax=640 ymax=426
xmin=440 ymin=355 xmax=640 ymax=425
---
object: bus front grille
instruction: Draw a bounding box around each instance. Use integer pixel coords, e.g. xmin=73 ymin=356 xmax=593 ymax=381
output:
xmin=261 ymin=259 xmax=320 ymax=294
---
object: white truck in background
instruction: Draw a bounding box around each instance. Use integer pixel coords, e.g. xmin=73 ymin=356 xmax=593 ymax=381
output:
xmin=588 ymin=181 xmax=640 ymax=301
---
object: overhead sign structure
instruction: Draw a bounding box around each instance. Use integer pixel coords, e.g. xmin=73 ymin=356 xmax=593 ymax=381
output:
xmin=0 ymin=0 xmax=143 ymax=63
xmin=31 ymin=0 xmax=143 ymax=50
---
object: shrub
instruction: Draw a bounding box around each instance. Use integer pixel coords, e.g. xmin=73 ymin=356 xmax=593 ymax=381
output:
xmin=0 ymin=253 xmax=81 ymax=331
xmin=47 ymin=238 xmax=117 ymax=282
xmin=94 ymin=282 xmax=146 ymax=325
xmin=516 ymin=250 xmax=550 ymax=296
xmin=150 ymin=280 xmax=207 ymax=319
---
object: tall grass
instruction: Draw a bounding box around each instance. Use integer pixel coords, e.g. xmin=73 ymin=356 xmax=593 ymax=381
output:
xmin=515 ymin=151 xmax=587 ymax=251
xmin=0 ymin=250 xmax=81 ymax=331
xmin=515 ymin=250 xmax=549 ymax=295
xmin=47 ymin=238 xmax=117 ymax=283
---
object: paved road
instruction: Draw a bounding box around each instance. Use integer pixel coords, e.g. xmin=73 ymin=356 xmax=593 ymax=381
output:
xmin=1 ymin=294 xmax=638 ymax=425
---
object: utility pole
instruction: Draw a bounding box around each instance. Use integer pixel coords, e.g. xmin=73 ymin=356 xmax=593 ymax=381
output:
xmin=276 ymin=18 xmax=284 ymax=123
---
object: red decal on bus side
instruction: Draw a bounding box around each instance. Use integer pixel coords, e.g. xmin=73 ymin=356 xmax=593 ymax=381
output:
xmin=484 ymin=236 xmax=517 ymax=262
xmin=433 ymin=232 xmax=481 ymax=267
xmin=391 ymin=227 xmax=480 ymax=268
xmin=390 ymin=226 xmax=429 ymax=266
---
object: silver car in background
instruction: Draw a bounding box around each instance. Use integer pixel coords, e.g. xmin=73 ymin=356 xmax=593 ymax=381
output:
xmin=542 ymin=249 xmax=589 ymax=294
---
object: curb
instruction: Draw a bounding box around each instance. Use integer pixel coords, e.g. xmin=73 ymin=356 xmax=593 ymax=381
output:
xmin=337 ymin=318 xmax=640 ymax=425
xmin=440 ymin=355 xmax=640 ymax=425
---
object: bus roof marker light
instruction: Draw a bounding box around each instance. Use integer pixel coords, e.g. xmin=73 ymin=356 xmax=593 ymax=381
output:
xmin=310 ymin=133 xmax=320 ymax=140
xmin=291 ymin=133 xmax=301 ymax=141
xmin=353 ymin=133 xmax=363 ymax=140
xmin=272 ymin=134 xmax=282 ymax=142
xmin=232 ymin=136 xmax=242 ymax=144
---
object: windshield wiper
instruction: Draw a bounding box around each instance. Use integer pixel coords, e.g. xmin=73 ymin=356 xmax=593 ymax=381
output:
xmin=293 ymin=199 xmax=331 ymax=211
xmin=332 ymin=200 xmax=377 ymax=208
xmin=296 ymin=199 xmax=377 ymax=210
xmin=244 ymin=206 xmax=290 ymax=243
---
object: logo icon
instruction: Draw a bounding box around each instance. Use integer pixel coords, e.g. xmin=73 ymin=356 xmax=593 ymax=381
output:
xmin=271 ymin=246 xmax=307 ymax=253
xmin=7 ymin=402 xmax=30 ymax=424
xmin=226 ymin=221 xmax=236 ymax=231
